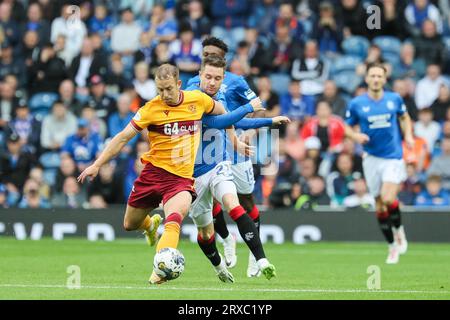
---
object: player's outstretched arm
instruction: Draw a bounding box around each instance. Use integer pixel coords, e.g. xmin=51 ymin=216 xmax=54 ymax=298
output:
xmin=202 ymin=98 xmax=265 ymax=129
xmin=77 ymin=124 xmax=138 ymax=183
xmin=399 ymin=113 xmax=414 ymax=149
xmin=344 ymin=124 xmax=370 ymax=145
xmin=234 ymin=116 xmax=291 ymax=130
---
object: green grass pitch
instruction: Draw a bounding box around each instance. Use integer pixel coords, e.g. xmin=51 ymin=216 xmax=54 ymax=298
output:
xmin=0 ymin=238 xmax=449 ymax=300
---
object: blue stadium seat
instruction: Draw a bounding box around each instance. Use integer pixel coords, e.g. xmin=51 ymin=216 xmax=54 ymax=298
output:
xmin=29 ymin=92 xmax=59 ymax=120
xmin=372 ymin=36 xmax=402 ymax=56
xmin=383 ymin=52 xmax=401 ymax=66
xmin=332 ymin=71 xmax=363 ymax=94
xmin=444 ymin=37 xmax=450 ymax=53
xmin=331 ymin=55 xmax=362 ymax=75
xmin=341 ymin=36 xmax=370 ymax=59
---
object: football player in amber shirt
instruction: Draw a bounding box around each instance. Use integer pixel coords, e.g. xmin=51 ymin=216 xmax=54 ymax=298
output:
xmin=78 ymin=64 xmax=230 ymax=284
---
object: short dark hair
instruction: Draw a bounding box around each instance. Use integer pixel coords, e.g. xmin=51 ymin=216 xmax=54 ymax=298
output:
xmin=366 ymin=62 xmax=387 ymax=75
xmin=201 ymin=55 xmax=226 ymax=70
xmin=201 ymin=37 xmax=228 ymax=54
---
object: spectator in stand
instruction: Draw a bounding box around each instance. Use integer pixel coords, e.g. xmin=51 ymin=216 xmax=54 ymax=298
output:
xmin=168 ymin=23 xmax=202 ymax=89
xmin=50 ymin=4 xmax=87 ymax=60
xmin=301 ymin=100 xmax=345 ymax=154
xmin=297 ymin=156 xmax=318 ymax=195
xmin=86 ymin=74 xmax=116 ymax=121
xmin=371 ymin=0 xmax=409 ymax=40
xmin=317 ymin=80 xmax=347 ymax=118
xmin=311 ymin=1 xmax=343 ymax=57
xmin=40 ymin=101 xmax=77 ymax=152
xmin=0 ymin=2 xmax=21 ymax=49
xmin=248 ymin=0 xmax=278 ymax=38
xmin=18 ymin=178 xmax=51 ymax=208
xmin=0 ymin=81 xmax=21 ymax=131
xmin=0 ymin=42 xmax=26 ymax=88
xmin=210 ymin=0 xmax=251 ymax=53
xmin=61 ymin=118 xmax=102 ymax=172
xmin=402 ymin=135 xmax=430 ymax=173
xmin=0 ymin=132 xmax=35 ymax=192
xmin=340 ymin=0 xmax=369 ymax=38
xmin=9 ymin=103 xmax=41 ymax=154
xmin=58 ymin=79 xmax=83 ymax=117
xmin=108 ymin=93 xmax=138 ymax=154
xmin=291 ymin=40 xmax=329 ymax=97
xmin=22 ymin=30 xmax=42 ymax=71
xmin=330 ymin=137 xmax=364 ymax=174
xmin=327 ymin=153 xmax=363 ymax=207
xmin=88 ymin=194 xmax=108 ymax=209
xmin=88 ymin=3 xmax=114 ymax=42
xmin=271 ymin=2 xmax=304 ymax=44
xmin=414 ymin=175 xmax=450 ymax=207
xmin=144 ymin=4 xmax=177 ymax=47
xmin=431 ymin=84 xmax=450 ymax=122
xmin=294 ymin=175 xmax=330 ymax=210
xmin=134 ymin=32 xmax=153 ymax=66
xmin=182 ymin=0 xmax=211 ymax=39
xmin=52 ymin=176 xmax=86 ymax=209
xmin=54 ymin=156 xmax=79 ymax=194
xmin=415 ymin=64 xmax=446 ymax=110
xmin=284 ymin=121 xmax=304 ymax=162
xmin=69 ymin=37 xmax=108 ymax=97
xmin=343 ymin=178 xmax=375 ymax=209
xmin=149 ymin=41 xmax=171 ymax=75
xmin=28 ymin=166 xmax=50 ymax=201
xmin=427 ymin=137 xmax=450 ymax=191
xmin=133 ymin=61 xmax=157 ymax=101
xmin=257 ymin=75 xmax=280 ymax=118
xmin=404 ymin=0 xmax=443 ymax=36
xmin=280 ymin=80 xmax=315 ymax=122
xmin=21 ymin=2 xmax=50 ymax=46
xmin=87 ymin=161 xmax=123 ymax=205
xmin=414 ymin=108 xmax=441 ymax=153
xmin=393 ymin=78 xmax=419 ymax=121
xmin=246 ymin=29 xmax=272 ymax=78
xmin=110 ymin=7 xmax=142 ymax=55
xmin=105 ymin=53 xmax=129 ymax=97
xmin=53 ymin=34 xmax=73 ymax=67
xmin=28 ymin=42 xmax=67 ymax=95
xmin=399 ymin=163 xmax=423 ymax=205
xmin=412 ymin=19 xmax=446 ymax=68
xmin=81 ymin=106 xmax=107 ymax=140
xmin=392 ymin=42 xmax=426 ymax=81
xmin=267 ymin=23 xmax=301 ymax=77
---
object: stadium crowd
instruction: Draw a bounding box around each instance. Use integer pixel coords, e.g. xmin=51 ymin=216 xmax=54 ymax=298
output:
xmin=0 ymin=0 xmax=449 ymax=210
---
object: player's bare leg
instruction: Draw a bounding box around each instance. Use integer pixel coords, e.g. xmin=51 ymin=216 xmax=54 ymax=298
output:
xmin=238 ymin=193 xmax=262 ymax=277
xmin=123 ymin=205 xmax=161 ymax=246
xmin=150 ymin=191 xmax=192 ymax=284
xmin=381 ymin=182 xmax=408 ymax=255
xmin=197 ymin=223 xmax=234 ymax=283
xmin=221 ymin=193 xmax=276 ymax=280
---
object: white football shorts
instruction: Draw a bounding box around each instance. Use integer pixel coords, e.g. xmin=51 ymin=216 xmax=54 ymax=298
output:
xmin=189 ymin=161 xmax=236 ymax=228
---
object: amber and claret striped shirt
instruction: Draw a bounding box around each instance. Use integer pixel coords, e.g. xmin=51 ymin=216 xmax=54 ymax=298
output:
xmin=130 ymin=90 xmax=215 ymax=178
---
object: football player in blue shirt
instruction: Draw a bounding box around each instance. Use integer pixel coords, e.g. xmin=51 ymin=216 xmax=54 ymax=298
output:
xmin=345 ymin=63 xmax=414 ymax=264
xmin=187 ymin=37 xmax=267 ymax=277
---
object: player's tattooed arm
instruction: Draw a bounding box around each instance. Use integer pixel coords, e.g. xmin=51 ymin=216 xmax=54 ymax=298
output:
xmin=77 ymin=124 xmax=138 ymax=183
xmin=344 ymin=124 xmax=370 ymax=145
xmin=399 ymin=113 xmax=414 ymax=149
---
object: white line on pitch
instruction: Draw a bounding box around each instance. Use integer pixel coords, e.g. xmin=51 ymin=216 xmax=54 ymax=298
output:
xmin=1 ymin=284 xmax=449 ymax=295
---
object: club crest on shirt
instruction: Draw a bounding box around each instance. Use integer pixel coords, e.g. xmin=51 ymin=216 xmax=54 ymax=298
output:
xmin=163 ymin=110 xmax=170 ymax=116
xmin=387 ymin=101 xmax=395 ymax=110
xmin=362 ymin=106 xmax=370 ymax=113
xmin=188 ymin=104 xmax=196 ymax=113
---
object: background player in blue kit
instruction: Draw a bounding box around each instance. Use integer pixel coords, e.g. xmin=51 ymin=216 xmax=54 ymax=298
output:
xmin=345 ymin=63 xmax=415 ymax=264
xmin=187 ymin=37 xmax=265 ymax=276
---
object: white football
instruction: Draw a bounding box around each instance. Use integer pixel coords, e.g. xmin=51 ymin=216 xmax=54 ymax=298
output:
xmin=153 ymin=247 xmax=185 ymax=280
